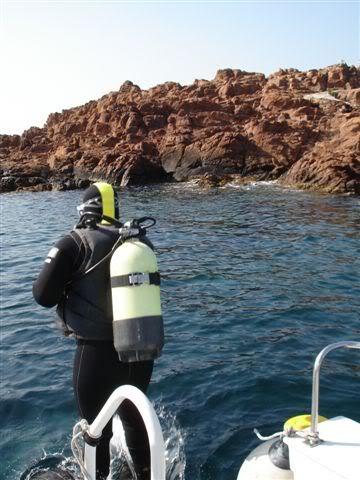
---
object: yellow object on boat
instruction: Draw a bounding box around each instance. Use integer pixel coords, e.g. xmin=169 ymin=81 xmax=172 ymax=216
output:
xmin=284 ymin=414 xmax=327 ymax=431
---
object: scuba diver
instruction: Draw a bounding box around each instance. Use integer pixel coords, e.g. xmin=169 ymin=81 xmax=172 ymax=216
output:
xmin=33 ymin=182 xmax=163 ymax=480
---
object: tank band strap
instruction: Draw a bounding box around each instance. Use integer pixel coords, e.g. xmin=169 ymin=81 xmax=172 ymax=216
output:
xmin=111 ymin=271 xmax=161 ymax=287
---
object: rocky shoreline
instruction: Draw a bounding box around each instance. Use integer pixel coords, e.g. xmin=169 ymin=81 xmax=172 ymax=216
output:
xmin=1 ymin=63 xmax=359 ymax=195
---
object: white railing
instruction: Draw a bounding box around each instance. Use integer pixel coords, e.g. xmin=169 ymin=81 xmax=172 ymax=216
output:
xmin=81 ymin=385 xmax=165 ymax=480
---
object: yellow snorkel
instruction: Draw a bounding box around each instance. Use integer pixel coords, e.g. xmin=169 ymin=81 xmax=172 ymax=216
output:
xmin=93 ymin=182 xmax=117 ymax=224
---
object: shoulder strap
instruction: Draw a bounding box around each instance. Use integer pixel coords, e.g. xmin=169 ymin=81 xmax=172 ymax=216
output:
xmin=69 ymin=229 xmax=91 ymax=277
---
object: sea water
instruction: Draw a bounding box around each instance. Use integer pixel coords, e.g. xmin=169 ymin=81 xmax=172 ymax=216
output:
xmin=1 ymin=183 xmax=359 ymax=480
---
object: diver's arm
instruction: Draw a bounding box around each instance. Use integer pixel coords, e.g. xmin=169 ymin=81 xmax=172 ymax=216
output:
xmin=32 ymin=235 xmax=81 ymax=307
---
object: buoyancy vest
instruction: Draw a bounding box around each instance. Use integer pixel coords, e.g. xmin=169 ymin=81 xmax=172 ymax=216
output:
xmin=60 ymin=224 xmax=120 ymax=340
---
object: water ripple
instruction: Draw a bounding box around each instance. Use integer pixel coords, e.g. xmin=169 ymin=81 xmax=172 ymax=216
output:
xmin=1 ymin=185 xmax=359 ymax=480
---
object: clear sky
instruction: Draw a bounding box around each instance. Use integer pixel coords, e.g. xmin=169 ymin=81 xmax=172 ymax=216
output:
xmin=1 ymin=0 xmax=359 ymax=135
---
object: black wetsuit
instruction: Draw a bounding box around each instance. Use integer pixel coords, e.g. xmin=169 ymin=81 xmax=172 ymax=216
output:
xmin=33 ymin=231 xmax=153 ymax=480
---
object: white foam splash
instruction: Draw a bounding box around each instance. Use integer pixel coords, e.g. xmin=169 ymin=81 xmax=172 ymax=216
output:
xmin=109 ymin=403 xmax=186 ymax=480
xmin=224 ymin=179 xmax=279 ymax=190
xmin=156 ymin=402 xmax=186 ymax=480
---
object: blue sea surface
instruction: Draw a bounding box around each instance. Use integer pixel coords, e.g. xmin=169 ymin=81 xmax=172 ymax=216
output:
xmin=1 ymin=183 xmax=359 ymax=480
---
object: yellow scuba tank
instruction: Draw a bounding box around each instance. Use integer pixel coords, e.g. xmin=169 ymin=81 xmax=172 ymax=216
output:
xmin=110 ymin=218 xmax=164 ymax=362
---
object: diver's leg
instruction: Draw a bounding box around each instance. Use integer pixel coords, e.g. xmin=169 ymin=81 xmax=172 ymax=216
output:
xmin=118 ymin=361 xmax=154 ymax=480
xmin=73 ymin=340 xmax=128 ymax=479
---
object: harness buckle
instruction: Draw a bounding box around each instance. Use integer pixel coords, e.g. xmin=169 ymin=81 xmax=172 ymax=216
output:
xmin=128 ymin=273 xmax=150 ymax=286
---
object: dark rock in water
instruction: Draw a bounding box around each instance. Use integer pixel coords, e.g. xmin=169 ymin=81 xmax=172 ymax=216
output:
xmin=26 ymin=468 xmax=75 ymax=479
xmin=0 ymin=176 xmax=17 ymax=193
xmin=20 ymin=455 xmax=77 ymax=480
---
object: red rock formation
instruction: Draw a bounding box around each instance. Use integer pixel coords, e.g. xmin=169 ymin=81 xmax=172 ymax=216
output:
xmin=1 ymin=63 xmax=359 ymax=194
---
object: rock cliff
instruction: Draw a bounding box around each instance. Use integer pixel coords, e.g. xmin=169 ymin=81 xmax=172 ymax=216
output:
xmin=1 ymin=63 xmax=359 ymax=194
